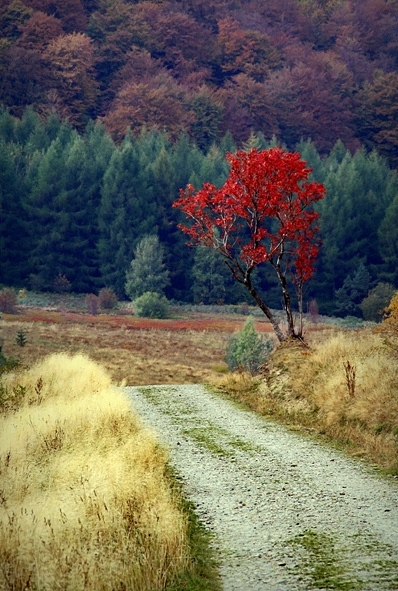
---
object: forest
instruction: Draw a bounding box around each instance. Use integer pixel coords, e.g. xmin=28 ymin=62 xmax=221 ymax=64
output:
xmin=0 ymin=0 xmax=398 ymax=316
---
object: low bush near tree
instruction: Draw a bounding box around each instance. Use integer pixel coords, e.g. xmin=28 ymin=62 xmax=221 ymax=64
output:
xmin=85 ymin=293 xmax=99 ymax=315
xmin=98 ymin=287 xmax=118 ymax=310
xmin=0 ymin=288 xmax=18 ymax=314
xmin=225 ymin=316 xmax=273 ymax=374
xmin=134 ymin=291 xmax=170 ymax=318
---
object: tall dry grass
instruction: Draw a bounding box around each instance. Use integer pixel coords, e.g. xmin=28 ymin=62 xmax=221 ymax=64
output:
xmin=0 ymin=353 xmax=189 ymax=590
xmin=216 ymin=329 xmax=398 ymax=473
xmin=290 ymin=330 xmax=398 ymax=471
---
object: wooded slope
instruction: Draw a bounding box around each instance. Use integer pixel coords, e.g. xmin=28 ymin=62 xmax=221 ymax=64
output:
xmin=1 ymin=0 xmax=398 ymax=164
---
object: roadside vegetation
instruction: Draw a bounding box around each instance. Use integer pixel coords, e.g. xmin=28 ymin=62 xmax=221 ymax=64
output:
xmin=0 ymin=353 xmax=186 ymax=589
xmin=0 ymin=352 xmax=221 ymax=591
xmin=0 ymin=289 xmax=397 ymax=590
xmin=216 ymin=320 xmax=398 ymax=474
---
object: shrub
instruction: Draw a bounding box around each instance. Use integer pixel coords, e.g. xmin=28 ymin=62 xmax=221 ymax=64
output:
xmin=15 ymin=329 xmax=27 ymax=347
xmin=225 ymin=316 xmax=273 ymax=374
xmin=85 ymin=293 xmax=99 ymax=315
xmin=53 ymin=274 xmax=71 ymax=293
xmin=359 ymin=283 xmax=397 ymax=322
xmin=134 ymin=292 xmax=169 ymax=319
xmin=308 ymin=298 xmax=319 ymax=324
xmin=0 ymin=288 xmax=18 ymax=314
xmin=98 ymin=288 xmax=118 ymax=310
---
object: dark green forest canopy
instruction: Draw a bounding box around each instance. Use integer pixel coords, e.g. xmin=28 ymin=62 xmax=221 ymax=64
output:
xmin=1 ymin=109 xmax=397 ymax=317
xmin=1 ymin=0 xmax=398 ymax=316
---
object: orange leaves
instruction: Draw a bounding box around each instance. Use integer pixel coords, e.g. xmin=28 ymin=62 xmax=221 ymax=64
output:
xmin=44 ymin=33 xmax=98 ymax=127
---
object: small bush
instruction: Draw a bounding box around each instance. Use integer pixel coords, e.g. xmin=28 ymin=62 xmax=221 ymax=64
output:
xmin=360 ymin=283 xmax=396 ymax=322
xmin=134 ymin=292 xmax=169 ymax=319
xmin=98 ymin=288 xmax=118 ymax=310
xmin=15 ymin=329 xmax=27 ymax=347
xmin=225 ymin=316 xmax=273 ymax=374
xmin=85 ymin=293 xmax=99 ymax=315
xmin=53 ymin=274 xmax=71 ymax=293
xmin=308 ymin=298 xmax=319 ymax=324
xmin=0 ymin=288 xmax=18 ymax=314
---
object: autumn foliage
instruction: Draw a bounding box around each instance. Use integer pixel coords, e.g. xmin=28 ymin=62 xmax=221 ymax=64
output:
xmin=174 ymin=148 xmax=325 ymax=341
xmin=1 ymin=0 xmax=398 ymax=161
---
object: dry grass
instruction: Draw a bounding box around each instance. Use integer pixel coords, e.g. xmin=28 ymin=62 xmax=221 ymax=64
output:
xmin=1 ymin=308 xmax=273 ymax=385
xmin=3 ymin=306 xmax=396 ymax=472
xmin=0 ymin=353 xmax=189 ymax=590
xmin=216 ymin=329 xmax=398 ymax=474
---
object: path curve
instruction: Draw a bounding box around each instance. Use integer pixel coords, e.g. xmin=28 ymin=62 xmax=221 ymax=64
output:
xmin=125 ymin=384 xmax=398 ymax=591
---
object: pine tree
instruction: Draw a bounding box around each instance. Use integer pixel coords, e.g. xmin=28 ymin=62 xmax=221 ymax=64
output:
xmin=335 ymin=263 xmax=371 ymax=317
xmin=125 ymin=235 xmax=170 ymax=300
xmin=98 ymin=136 xmax=157 ymax=296
xmin=24 ymin=129 xmax=75 ymax=288
xmin=0 ymin=140 xmax=29 ymax=285
xmin=192 ymin=246 xmax=229 ymax=304
xmin=315 ymin=148 xmax=397 ymax=310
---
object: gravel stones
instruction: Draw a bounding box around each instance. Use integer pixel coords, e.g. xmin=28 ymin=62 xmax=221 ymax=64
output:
xmin=125 ymin=384 xmax=398 ymax=591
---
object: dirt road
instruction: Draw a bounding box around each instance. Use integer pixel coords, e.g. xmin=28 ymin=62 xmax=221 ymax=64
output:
xmin=126 ymin=384 xmax=398 ymax=591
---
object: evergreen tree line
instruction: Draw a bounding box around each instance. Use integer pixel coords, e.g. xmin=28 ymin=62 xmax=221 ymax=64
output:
xmin=1 ymin=108 xmax=397 ymax=317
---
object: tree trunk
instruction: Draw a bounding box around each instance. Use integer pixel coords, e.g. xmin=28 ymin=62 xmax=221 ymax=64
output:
xmin=271 ymin=262 xmax=297 ymax=339
xmin=243 ymin=275 xmax=286 ymax=343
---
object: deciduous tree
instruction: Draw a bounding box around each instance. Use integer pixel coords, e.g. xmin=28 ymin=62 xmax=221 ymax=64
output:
xmin=173 ymin=147 xmax=325 ymax=341
xmin=44 ymin=33 xmax=98 ymax=128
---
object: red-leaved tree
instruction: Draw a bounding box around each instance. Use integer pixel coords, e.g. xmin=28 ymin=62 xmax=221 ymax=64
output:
xmin=173 ymin=148 xmax=326 ymax=342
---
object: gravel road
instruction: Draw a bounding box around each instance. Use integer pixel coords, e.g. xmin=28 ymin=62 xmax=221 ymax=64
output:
xmin=125 ymin=384 xmax=398 ymax=591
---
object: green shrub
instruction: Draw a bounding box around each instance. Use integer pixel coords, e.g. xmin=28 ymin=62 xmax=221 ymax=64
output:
xmin=359 ymin=283 xmax=397 ymax=322
xmin=225 ymin=316 xmax=273 ymax=374
xmin=134 ymin=292 xmax=169 ymax=319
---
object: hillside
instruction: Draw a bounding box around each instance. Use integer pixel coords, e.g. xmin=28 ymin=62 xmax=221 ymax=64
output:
xmin=1 ymin=0 xmax=398 ymax=316
xmin=0 ymin=0 xmax=398 ymax=163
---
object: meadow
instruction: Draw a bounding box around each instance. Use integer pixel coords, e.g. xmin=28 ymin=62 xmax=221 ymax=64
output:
xmin=1 ymin=298 xmax=397 ymax=590
xmin=0 ymin=306 xmax=271 ymax=385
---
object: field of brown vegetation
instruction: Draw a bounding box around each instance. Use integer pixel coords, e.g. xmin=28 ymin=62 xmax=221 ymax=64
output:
xmin=2 ymin=302 xmax=397 ymax=475
xmin=1 ymin=307 xmax=273 ymax=385
xmin=1 ymin=298 xmax=398 ymax=591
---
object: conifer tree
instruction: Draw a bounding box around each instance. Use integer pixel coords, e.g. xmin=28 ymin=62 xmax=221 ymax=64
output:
xmin=125 ymin=234 xmax=170 ymax=300
xmin=191 ymin=246 xmax=230 ymax=304
xmin=98 ymin=136 xmax=157 ymax=296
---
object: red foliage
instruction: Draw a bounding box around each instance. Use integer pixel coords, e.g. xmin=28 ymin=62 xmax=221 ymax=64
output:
xmin=11 ymin=308 xmax=273 ymax=334
xmin=173 ymin=147 xmax=326 ymax=340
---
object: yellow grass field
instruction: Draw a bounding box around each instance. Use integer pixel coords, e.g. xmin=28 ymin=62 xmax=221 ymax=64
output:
xmin=0 ymin=353 xmax=190 ymax=591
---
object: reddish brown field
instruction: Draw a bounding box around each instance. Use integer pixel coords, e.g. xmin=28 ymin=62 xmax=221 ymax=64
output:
xmin=1 ymin=308 xmax=274 ymax=385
